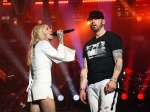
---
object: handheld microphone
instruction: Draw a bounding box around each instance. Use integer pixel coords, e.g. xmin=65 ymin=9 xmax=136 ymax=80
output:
xmin=52 ymin=29 xmax=74 ymax=36
xmin=115 ymin=88 xmax=126 ymax=92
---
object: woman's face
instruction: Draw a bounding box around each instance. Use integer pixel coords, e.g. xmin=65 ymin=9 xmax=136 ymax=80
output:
xmin=43 ymin=25 xmax=53 ymax=40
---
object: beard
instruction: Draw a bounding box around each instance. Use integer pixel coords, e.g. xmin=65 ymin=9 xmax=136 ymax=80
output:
xmin=90 ymin=22 xmax=104 ymax=32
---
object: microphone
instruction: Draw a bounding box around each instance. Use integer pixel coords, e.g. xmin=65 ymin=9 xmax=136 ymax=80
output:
xmin=115 ymin=88 xmax=126 ymax=92
xmin=53 ymin=29 xmax=74 ymax=36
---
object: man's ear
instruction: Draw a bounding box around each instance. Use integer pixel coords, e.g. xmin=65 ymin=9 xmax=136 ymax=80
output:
xmin=102 ymin=19 xmax=105 ymax=25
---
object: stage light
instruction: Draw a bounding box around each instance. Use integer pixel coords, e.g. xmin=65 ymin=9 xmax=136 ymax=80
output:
xmin=3 ymin=2 xmax=11 ymax=6
xmin=35 ymin=2 xmax=54 ymax=5
xmin=35 ymin=2 xmax=42 ymax=4
xmin=121 ymin=93 xmax=128 ymax=100
xmin=35 ymin=1 xmax=69 ymax=5
xmin=3 ymin=0 xmax=8 ymax=2
xmin=38 ymin=20 xmax=42 ymax=24
xmin=58 ymin=95 xmax=64 ymax=101
xmin=137 ymin=16 xmax=142 ymax=22
xmin=73 ymin=94 xmax=79 ymax=101
xmin=87 ymin=21 xmax=90 ymax=25
xmin=1 ymin=16 xmax=10 ymax=21
xmin=137 ymin=93 xmax=144 ymax=100
xmin=13 ymin=18 xmax=17 ymax=25
xmin=136 ymin=0 xmax=149 ymax=1
xmin=52 ymin=83 xmax=64 ymax=101
xmin=49 ymin=1 xmax=54 ymax=4
xmin=58 ymin=1 xmax=68 ymax=4
xmin=82 ymin=0 xmax=116 ymax=3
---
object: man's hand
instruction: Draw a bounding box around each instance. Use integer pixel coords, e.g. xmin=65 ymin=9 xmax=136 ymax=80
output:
xmin=104 ymin=80 xmax=116 ymax=95
xmin=79 ymin=90 xmax=87 ymax=104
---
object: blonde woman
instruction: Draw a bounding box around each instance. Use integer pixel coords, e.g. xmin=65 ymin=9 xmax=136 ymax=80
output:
xmin=26 ymin=23 xmax=75 ymax=112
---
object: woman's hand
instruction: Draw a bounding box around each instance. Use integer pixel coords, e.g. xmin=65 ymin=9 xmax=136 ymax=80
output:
xmin=57 ymin=30 xmax=64 ymax=44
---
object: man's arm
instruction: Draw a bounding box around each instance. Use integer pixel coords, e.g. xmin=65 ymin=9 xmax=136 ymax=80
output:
xmin=80 ymin=58 xmax=88 ymax=91
xmin=104 ymin=49 xmax=123 ymax=94
xmin=111 ymin=49 xmax=123 ymax=82
xmin=79 ymin=58 xmax=88 ymax=104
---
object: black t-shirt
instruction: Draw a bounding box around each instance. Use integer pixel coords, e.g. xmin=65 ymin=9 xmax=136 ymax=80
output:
xmin=83 ymin=31 xmax=122 ymax=85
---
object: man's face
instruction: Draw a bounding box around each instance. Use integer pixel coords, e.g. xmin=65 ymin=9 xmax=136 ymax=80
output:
xmin=89 ymin=19 xmax=105 ymax=32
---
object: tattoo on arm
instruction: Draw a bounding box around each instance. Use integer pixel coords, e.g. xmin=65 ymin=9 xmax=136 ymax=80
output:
xmin=80 ymin=75 xmax=84 ymax=82
xmin=113 ymin=49 xmax=123 ymax=61
xmin=113 ymin=49 xmax=123 ymax=72
xmin=82 ymin=60 xmax=87 ymax=69
xmin=82 ymin=65 xmax=86 ymax=69
xmin=116 ymin=65 xmax=121 ymax=71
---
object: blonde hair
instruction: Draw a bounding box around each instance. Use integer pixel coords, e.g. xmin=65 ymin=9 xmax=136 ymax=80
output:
xmin=27 ymin=23 xmax=49 ymax=66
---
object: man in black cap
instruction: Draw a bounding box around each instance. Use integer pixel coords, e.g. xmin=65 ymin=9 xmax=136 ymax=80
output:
xmin=79 ymin=10 xmax=123 ymax=112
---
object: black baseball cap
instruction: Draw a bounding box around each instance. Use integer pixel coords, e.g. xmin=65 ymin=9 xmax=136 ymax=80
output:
xmin=87 ymin=10 xmax=104 ymax=21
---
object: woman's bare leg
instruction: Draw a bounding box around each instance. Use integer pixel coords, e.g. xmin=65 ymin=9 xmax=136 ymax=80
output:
xmin=39 ymin=97 xmax=56 ymax=112
xmin=30 ymin=101 xmax=41 ymax=112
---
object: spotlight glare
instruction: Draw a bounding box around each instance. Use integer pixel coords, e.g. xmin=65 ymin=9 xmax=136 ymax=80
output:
xmin=73 ymin=95 xmax=79 ymax=101
xmin=137 ymin=16 xmax=142 ymax=22
xmin=35 ymin=2 xmax=54 ymax=4
xmin=121 ymin=93 xmax=128 ymax=100
xmin=38 ymin=20 xmax=42 ymax=24
xmin=87 ymin=21 xmax=90 ymax=25
xmin=58 ymin=95 xmax=64 ymax=101
xmin=137 ymin=93 xmax=144 ymax=100
xmin=82 ymin=0 xmax=116 ymax=2
xmin=59 ymin=1 xmax=68 ymax=4
xmin=13 ymin=18 xmax=17 ymax=25
xmin=14 ymin=20 xmax=17 ymax=25
xmin=3 ymin=3 xmax=11 ymax=6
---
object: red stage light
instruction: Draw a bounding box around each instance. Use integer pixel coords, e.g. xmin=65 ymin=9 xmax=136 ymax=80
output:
xmin=121 ymin=93 xmax=128 ymax=100
xmin=136 ymin=0 xmax=149 ymax=1
xmin=35 ymin=1 xmax=68 ymax=4
xmin=58 ymin=1 xmax=68 ymax=4
xmin=35 ymin=2 xmax=43 ymax=4
xmin=3 ymin=2 xmax=11 ymax=6
xmin=137 ymin=16 xmax=142 ymax=22
xmin=38 ymin=20 xmax=42 ymax=24
xmin=35 ymin=2 xmax=54 ymax=5
xmin=82 ymin=0 xmax=116 ymax=3
xmin=3 ymin=0 xmax=8 ymax=2
xmin=137 ymin=93 xmax=144 ymax=100
xmin=13 ymin=18 xmax=17 ymax=25
xmin=14 ymin=20 xmax=17 ymax=25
